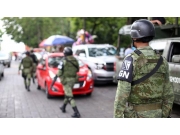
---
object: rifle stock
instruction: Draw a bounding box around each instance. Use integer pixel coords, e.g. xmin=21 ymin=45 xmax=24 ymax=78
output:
xmin=50 ymin=75 xmax=58 ymax=89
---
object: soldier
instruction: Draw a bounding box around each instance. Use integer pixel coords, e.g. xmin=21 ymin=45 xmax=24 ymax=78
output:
xmin=29 ymin=49 xmax=38 ymax=83
xmin=114 ymin=19 xmax=174 ymax=118
xmin=18 ymin=51 xmax=33 ymax=91
xmin=56 ymin=47 xmax=80 ymax=118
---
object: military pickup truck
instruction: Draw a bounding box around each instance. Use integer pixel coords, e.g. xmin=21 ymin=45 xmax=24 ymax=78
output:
xmin=149 ymin=37 xmax=180 ymax=105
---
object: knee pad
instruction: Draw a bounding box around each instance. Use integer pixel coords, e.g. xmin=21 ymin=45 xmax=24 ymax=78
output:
xmin=65 ymin=96 xmax=73 ymax=103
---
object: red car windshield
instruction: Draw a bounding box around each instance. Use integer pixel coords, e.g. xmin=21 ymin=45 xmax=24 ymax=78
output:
xmin=48 ymin=56 xmax=84 ymax=68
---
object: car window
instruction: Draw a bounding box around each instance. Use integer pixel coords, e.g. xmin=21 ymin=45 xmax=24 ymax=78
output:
xmin=88 ymin=47 xmax=116 ymax=57
xmin=48 ymin=56 xmax=64 ymax=68
xmin=75 ymin=49 xmax=86 ymax=57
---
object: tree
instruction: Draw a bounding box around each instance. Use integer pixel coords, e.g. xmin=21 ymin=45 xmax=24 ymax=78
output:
xmin=1 ymin=17 xmax=71 ymax=48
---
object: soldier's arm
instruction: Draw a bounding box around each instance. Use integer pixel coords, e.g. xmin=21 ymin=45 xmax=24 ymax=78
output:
xmin=114 ymin=81 xmax=131 ymax=118
xmin=57 ymin=60 xmax=66 ymax=77
xmin=114 ymin=55 xmax=133 ymax=118
xmin=162 ymin=60 xmax=174 ymax=118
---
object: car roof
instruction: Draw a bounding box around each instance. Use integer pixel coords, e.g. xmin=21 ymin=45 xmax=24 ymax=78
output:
xmin=73 ymin=44 xmax=115 ymax=48
xmin=48 ymin=53 xmax=64 ymax=57
xmin=151 ymin=37 xmax=180 ymax=42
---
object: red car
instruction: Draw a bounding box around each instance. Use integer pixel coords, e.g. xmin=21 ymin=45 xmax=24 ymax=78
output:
xmin=36 ymin=53 xmax=94 ymax=99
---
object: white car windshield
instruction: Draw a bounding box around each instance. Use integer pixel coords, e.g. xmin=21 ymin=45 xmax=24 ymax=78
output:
xmin=88 ymin=47 xmax=116 ymax=57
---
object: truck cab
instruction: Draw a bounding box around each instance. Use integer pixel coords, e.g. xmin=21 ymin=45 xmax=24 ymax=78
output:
xmin=149 ymin=38 xmax=180 ymax=105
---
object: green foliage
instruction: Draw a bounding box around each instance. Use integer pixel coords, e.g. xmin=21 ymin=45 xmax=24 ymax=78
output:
xmin=70 ymin=17 xmax=127 ymax=46
xmin=1 ymin=17 xmax=71 ymax=48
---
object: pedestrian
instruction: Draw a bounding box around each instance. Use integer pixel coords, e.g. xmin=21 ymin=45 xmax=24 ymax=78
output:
xmin=56 ymin=47 xmax=81 ymax=118
xmin=114 ymin=19 xmax=174 ymax=118
xmin=29 ymin=49 xmax=38 ymax=83
xmin=18 ymin=51 xmax=33 ymax=91
xmin=124 ymin=45 xmax=134 ymax=56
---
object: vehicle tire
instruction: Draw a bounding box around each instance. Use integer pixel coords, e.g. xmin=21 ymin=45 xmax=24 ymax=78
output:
xmin=2 ymin=72 xmax=4 ymax=77
xmin=37 ymin=84 xmax=41 ymax=90
xmin=45 ymin=84 xmax=52 ymax=99
xmin=37 ymin=79 xmax=41 ymax=90
xmin=86 ymin=92 xmax=92 ymax=96
xmin=8 ymin=63 xmax=10 ymax=68
xmin=0 ymin=74 xmax=2 ymax=81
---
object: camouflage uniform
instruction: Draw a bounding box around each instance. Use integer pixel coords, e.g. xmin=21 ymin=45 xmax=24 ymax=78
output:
xmin=29 ymin=52 xmax=38 ymax=83
xmin=114 ymin=46 xmax=174 ymax=118
xmin=57 ymin=55 xmax=79 ymax=107
xmin=19 ymin=55 xmax=33 ymax=91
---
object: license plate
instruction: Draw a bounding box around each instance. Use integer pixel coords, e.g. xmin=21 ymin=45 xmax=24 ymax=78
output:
xmin=73 ymin=83 xmax=80 ymax=88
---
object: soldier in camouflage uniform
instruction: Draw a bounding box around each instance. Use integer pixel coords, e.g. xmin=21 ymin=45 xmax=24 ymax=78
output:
xmin=56 ymin=47 xmax=80 ymax=118
xmin=18 ymin=51 xmax=33 ymax=91
xmin=114 ymin=19 xmax=174 ymax=118
xmin=29 ymin=49 xmax=38 ymax=84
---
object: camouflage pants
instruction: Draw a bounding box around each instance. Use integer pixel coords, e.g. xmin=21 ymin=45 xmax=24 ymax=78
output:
xmin=22 ymin=68 xmax=32 ymax=87
xmin=63 ymin=80 xmax=76 ymax=107
xmin=31 ymin=63 xmax=37 ymax=78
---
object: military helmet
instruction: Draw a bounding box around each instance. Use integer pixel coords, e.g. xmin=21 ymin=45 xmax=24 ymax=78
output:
xmin=63 ymin=47 xmax=73 ymax=56
xmin=130 ymin=19 xmax=155 ymax=39
xmin=25 ymin=51 xmax=30 ymax=55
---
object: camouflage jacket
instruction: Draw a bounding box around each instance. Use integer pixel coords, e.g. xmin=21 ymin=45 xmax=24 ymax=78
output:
xmin=19 ymin=56 xmax=33 ymax=71
xmin=57 ymin=56 xmax=79 ymax=84
xmin=114 ymin=46 xmax=174 ymax=118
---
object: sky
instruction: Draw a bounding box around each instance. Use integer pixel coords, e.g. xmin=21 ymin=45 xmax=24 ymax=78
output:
xmin=0 ymin=19 xmax=26 ymax=52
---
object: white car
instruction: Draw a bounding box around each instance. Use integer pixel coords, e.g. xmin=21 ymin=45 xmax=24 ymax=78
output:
xmin=0 ymin=51 xmax=12 ymax=68
xmin=72 ymin=44 xmax=117 ymax=84
xmin=0 ymin=60 xmax=4 ymax=81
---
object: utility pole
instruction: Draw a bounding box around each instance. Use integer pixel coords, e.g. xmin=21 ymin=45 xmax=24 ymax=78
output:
xmin=83 ymin=17 xmax=86 ymax=44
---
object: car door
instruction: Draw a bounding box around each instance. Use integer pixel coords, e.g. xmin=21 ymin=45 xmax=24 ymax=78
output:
xmin=37 ymin=58 xmax=47 ymax=88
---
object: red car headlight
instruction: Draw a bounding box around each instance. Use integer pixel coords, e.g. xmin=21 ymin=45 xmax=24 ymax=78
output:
xmin=87 ymin=69 xmax=92 ymax=80
xmin=49 ymin=70 xmax=61 ymax=83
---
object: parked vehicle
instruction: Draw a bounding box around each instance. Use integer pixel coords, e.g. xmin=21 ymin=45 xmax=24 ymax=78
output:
xmin=72 ymin=44 xmax=117 ymax=84
xmin=0 ymin=60 xmax=5 ymax=81
xmin=149 ymin=37 xmax=180 ymax=105
xmin=0 ymin=51 xmax=12 ymax=68
xmin=36 ymin=53 xmax=94 ymax=98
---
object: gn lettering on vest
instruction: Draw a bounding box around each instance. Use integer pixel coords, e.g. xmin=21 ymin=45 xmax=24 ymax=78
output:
xmin=119 ymin=70 xmax=130 ymax=79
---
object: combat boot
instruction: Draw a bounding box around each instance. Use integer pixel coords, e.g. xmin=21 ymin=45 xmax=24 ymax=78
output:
xmin=32 ymin=77 xmax=35 ymax=84
xmin=25 ymin=83 xmax=27 ymax=89
xmin=71 ymin=106 xmax=81 ymax=118
xmin=27 ymin=86 xmax=30 ymax=91
xmin=60 ymin=104 xmax=67 ymax=113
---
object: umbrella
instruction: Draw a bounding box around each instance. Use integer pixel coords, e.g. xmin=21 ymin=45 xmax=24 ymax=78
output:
xmin=43 ymin=35 xmax=75 ymax=46
xmin=39 ymin=39 xmax=46 ymax=48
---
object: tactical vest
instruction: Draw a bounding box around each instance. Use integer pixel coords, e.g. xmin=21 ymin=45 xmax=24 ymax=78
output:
xmin=128 ymin=49 xmax=167 ymax=105
xmin=22 ymin=57 xmax=33 ymax=68
xmin=62 ymin=56 xmax=79 ymax=78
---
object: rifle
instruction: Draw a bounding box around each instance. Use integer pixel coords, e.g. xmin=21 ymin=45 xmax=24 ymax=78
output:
xmin=50 ymin=75 xmax=58 ymax=90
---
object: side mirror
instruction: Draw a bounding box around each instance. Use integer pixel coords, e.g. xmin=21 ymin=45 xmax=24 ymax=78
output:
xmin=172 ymin=55 xmax=180 ymax=63
xmin=79 ymin=53 xmax=86 ymax=57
